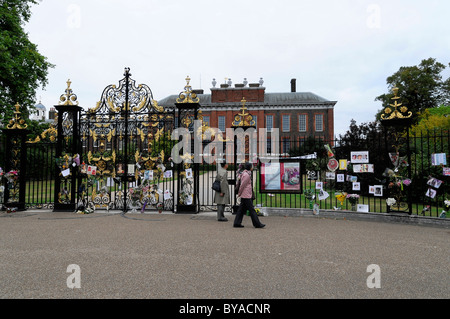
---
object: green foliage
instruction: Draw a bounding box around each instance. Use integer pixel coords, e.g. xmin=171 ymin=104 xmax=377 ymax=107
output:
xmin=409 ymin=105 xmax=450 ymax=136
xmin=375 ymin=58 xmax=449 ymax=124
xmin=428 ymin=105 xmax=450 ymax=117
xmin=26 ymin=120 xmax=50 ymax=141
xmin=0 ymin=0 xmax=54 ymax=127
xmin=149 ymin=132 xmax=176 ymax=159
xmin=337 ymin=120 xmax=388 ymax=194
xmin=289 ymin=135 xmax=327 ymax=172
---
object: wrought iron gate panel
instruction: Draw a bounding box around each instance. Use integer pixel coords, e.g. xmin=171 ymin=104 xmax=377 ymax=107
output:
xmin=79 ymin=68 xmax=175 ymax=212
xmin=24 ymin=141 xmax=56 ymax=209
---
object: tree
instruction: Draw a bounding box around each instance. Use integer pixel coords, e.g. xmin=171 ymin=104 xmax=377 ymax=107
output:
xmin=375 ymin=58 xmax=449 ymax=124
xmin=338 ymin=119 xmax=383 ymax=144
xmin=409 ymin=105 xmax=450 ymax=136
xmin=337 ymin=119 xmax=389 ymax=194
xmin=0 ymin=0 xmax=54 ymax=127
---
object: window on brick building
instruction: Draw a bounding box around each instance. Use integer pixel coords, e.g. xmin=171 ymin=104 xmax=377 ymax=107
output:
xmin=266 ymin=115 xmax=273 ymax=132
xmin=218 ymin=116 xmax=226 ymax=132
xmin=282 ymin=115 xmax=290 ymax=132
xmin=299 ymin=114 xmax=307 ymax=132
xmin=202 ymin=116 xmax=210 ymax=127
xmin=283 ymin=138 xmax=291 ymax=154
xmin=315 ymin=114 xmax=323 ymax=132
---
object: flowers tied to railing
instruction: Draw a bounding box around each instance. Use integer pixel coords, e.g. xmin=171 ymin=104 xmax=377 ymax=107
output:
xmin=335 ymin=192 xmax=347 ymax=207
xmin=304 ymin=189 xmax=316 ymax=209
xmin=346 ymin=194 xmax=360 ymax=205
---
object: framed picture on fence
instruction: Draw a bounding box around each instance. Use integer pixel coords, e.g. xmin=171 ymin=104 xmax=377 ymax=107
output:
xmin=373 ymin=185 xmax=383 ymax=197
xmin=259 ymin=160 xmax=302 ymax=194
xmin=431 ymin=153 xmax=447 ymax=166
xmin=351 ymin=151 xmax=369 ymax=164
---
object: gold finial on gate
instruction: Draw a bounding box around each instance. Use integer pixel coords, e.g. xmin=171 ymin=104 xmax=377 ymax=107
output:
xmin=7 ymin=103 xmax=28 ymax=129
xmin=59 ymin=79 xmax=79 ymax=106
xmin=380 ymin=87 xmax=412 ymax=121
xmin=176 ymin=76 xmax=200 ymax=104
xmin=232 ymin=97 xmax=255 ymax=127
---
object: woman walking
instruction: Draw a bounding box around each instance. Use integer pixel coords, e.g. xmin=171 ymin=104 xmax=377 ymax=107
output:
xmin=213 ymin=161 xmax=230 ymax=222
xmin=233 ymin=162 xmax=265 ymax=228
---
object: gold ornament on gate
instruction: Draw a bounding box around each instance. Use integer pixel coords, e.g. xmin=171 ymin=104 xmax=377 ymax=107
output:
xmin=176 ymin=76 xmax=200 ymax=104
xmin=7 ymin=103 xmax=28 ymax=130
xmin=380 ymin=87 xmax=412 ymax=121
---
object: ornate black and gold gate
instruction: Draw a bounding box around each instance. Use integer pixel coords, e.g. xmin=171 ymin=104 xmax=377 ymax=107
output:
xmin=380 ymin=87 xmax=413 ymax=215
xmin=78 ymin=68 xmax=175 ymax=212
xmin=1 ymin=103 xmax=29 ymax=211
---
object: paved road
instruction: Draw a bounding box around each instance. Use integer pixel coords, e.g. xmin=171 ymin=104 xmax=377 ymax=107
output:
xmin=0 ymin=210 xmax=448 ymax=299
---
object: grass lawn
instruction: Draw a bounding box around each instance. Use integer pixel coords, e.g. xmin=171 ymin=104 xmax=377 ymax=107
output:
xmin=9 ymin=175 xmax=449 ymax=218
xmin=253 ymin=174 xmax=449 ymax=217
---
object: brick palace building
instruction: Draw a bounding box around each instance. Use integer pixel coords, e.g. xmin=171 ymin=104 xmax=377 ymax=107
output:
xmin=158 ymin=78 xmax=337 ymax=154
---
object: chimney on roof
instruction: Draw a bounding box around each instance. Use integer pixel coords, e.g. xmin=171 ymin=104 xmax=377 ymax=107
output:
xmin=192 ymin=89 xmax=204 ymax=95
xmin=49 ymin=107 xmax=56 ymax=120
xmin=291 ymin=79 xmax=296 ymax=93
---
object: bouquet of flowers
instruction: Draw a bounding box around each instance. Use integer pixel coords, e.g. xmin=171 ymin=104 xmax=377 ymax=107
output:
xmin=0 ymin=185 xmax=4 ymax=203
xmin=304 ymin=189 xmax=315 ymax=201
xmin=335 ymin=192 xmax=347 ymax=206
xmin=421 ymin=205 xmax=430 ymax=216
xmin=5 ymin=170 xmax=18 ymax=184
xmin=76 ymin=206 xmax=94 ymax=214
xmin=129 ymin=187 xmax=142 ymax=205
xmin=346 ymin=194 xmax=360 ymax=205
xmin=389 ymin=178 xmax=411 ymax=191
xmin=246 ymin=208 xmax=265 ymax=216
xmin=156 ymin=202 xmax=164 ymax=213
xmin=444 ymin=199 xmax=450 ymax=211
xmin=386 ymin=198 xmax=397 ymax=207
xmin=440 ymin=199 xmax=450 ymax=218
xmin=304 ymin=189 xmax=316 ymax=209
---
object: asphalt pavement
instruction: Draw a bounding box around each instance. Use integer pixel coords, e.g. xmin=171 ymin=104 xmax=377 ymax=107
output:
xmin=0 ymin=209 xmax=448 ymax=299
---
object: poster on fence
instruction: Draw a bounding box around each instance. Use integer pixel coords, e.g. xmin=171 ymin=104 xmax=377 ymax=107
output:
xmin=431 ymin=153 xmax=447 ymax=166
xmin=353 ymin=164 xmax=374 ymax=173
xmin=351 ymin=151 xmax=369 ymax=163
xmin=444 ymin=167 xmax=450 ymax=176
xmin=259 ymin=160 xmax=302 ymax=194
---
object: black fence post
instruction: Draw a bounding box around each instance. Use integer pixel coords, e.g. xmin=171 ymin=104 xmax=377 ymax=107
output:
xmin=2 ymin=103 xmax=29 ymax=211
xmin=175 ymin=76 xmax=200 ymax=214
xmin=54 ymin=80 xmax=83 ymax=212
xmin=379 ymin=86 xmax=413 ymax=214
xmin=122 ymin=67 xmax=130 ymax=213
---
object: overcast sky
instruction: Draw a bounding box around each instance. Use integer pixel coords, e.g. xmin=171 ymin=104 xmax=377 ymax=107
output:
xmin=25 ymin=0 xmax=450 ymax=136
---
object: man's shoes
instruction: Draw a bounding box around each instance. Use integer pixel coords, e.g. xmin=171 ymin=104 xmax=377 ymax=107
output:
xmin=233 ymin=224 xmax=244 ymax=228
xmin=255 ymin=224 xmax=266 ymax=229
xmin=218 ymin=218 xmax=228 ymax=222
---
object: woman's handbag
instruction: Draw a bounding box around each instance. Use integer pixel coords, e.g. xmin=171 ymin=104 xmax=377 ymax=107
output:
xmin=212 ymin=179 xmax=221 ymax=192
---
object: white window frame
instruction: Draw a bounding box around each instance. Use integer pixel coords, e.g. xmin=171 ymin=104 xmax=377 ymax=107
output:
xmin=299 ymin=114 xmax=307 ymax=132
xmin=218 ymin=116 xmax=226 ymax=132
xmin=266 ymin=115 xmax=273 ymax=132
xmin=282 ymin=115 xmax=290 ymax=132
xmin=315 ymin=114 xmax=324 ymax=132
xmin=283 ymin=138 xmax=291 ymax=154
xmin=202 ymin=116 xmax=210 ymax=127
